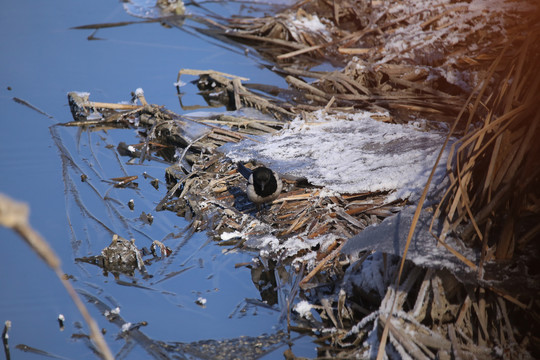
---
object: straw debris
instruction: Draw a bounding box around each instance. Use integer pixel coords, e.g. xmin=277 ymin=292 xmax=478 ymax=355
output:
xmin=205 ymin=0 xmax=537 ymax=127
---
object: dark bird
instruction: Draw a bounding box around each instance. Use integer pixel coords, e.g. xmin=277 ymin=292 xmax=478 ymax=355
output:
xmin=237 ymin=162 xmax=283 ymax=207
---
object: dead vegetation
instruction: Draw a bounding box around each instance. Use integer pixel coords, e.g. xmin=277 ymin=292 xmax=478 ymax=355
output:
xmin=67 ymin=91 xmax=406 ymax=249
xmin=435 ymin=31 xmax=540 ymax=266
xmin=63 ymin=0 xmax=540 ymax=358
xmin=295 ymin=257 xmax=535 ymax=359
xmin=202 ymin=0 xmax=537 ymax=129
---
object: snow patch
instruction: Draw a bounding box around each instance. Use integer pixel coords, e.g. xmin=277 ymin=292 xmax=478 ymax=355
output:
xmin=225 ymin=110 xmax=451 ymax=202
xmin=294 ymin=300 xmax=313 ymax=318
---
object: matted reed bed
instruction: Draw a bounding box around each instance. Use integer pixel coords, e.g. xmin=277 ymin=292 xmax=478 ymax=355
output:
xmin=62 ymin=0 xmax=540 ymax=357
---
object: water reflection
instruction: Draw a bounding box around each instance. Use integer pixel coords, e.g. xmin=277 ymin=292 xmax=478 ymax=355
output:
xmin=47 ymin=104 xmax=304 ymax=357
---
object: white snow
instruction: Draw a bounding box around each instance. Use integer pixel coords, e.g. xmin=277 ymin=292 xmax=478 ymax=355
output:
xmin=71 ymin=91 xmax=90 ymax=98
xmin=294 ymin=300 xmax=313 ymax=318
xmin=220 ymin=231 xmax=243 ymax=241
xmin=290 ymin=14 xmax=327 ymax=33
xmin=244 ymin=231 xmax=338 ymax=268
xmin=225 ymin=110 xmax=451 ymax=202
xmin=288 ymin=13 xmax=332 ymax=42
xmin=196 ymin=297 xmax=207 ymax=305
xmin=104 ymin=307 xmax=121 ymax=317
xmin=368 ymin=0 xmax=535 ymax=92
xmin=86 ymin=111 xmax=103 ymax=121
xmin=223 ymin=109 xmax=458 ymax=270
xmin=351 ymin=252 xmax=395 ymax=298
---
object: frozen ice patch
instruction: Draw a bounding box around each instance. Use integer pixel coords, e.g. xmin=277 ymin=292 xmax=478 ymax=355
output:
xmin=220 ymin=231 xmax=243 ymax=241
xmin=224 ymin=110 xmax=452 ymax=202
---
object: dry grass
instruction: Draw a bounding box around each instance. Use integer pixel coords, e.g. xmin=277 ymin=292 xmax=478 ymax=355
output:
xmin=203 ymin=0 xmax=536 ymax=127
xmin=433 ymin=26 xmax=540 ymax=268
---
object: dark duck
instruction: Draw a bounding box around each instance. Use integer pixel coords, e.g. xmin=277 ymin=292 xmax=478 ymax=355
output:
xmin=237 ymin=162 xmax=283 ymax=208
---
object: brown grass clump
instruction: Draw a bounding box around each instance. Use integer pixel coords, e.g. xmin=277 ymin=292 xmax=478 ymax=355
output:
xmin=434 ymin=25 xmax=540 ymax=269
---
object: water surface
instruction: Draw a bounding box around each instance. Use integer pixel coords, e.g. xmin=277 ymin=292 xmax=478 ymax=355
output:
xmin=0 ymin=1 xmax=313 ymax=358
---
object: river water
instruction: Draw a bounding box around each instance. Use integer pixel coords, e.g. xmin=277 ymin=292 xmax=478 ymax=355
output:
xmin=0 ymin=1 xmax=314 ymax=358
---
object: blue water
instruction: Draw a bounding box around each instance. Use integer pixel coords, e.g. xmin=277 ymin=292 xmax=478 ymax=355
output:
xmin=0 ymin=1 xmax=314 ymax=358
